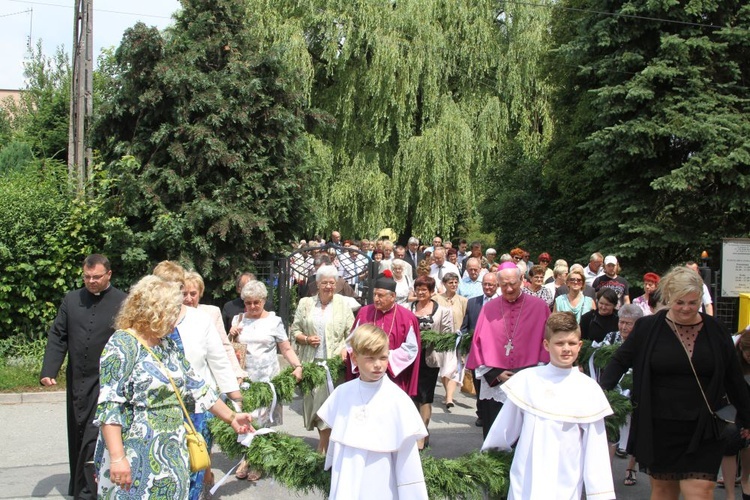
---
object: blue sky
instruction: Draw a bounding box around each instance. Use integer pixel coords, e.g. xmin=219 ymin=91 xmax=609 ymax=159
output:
xmin=0 ymin=0 xmax=181 ymax=89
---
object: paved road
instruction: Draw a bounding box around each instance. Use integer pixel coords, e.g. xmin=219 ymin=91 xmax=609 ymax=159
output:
xmin=0 ymin=386 xmax=703 ymax=499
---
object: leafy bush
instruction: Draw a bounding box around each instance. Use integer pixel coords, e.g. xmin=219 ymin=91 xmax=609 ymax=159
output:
xmin=0 ymin=141 xmax=35 ymax=174
xmin=0 ymin=160 xmax=131 ymax=339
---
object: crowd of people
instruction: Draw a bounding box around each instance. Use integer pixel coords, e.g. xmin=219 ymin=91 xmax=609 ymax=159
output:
xmin=39 ymin=230 xmax=747 ymax=499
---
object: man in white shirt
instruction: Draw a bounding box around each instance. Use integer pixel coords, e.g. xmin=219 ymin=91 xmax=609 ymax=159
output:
xmin=686 ymin=261 xmax=714 ymax=316
xmin=429 ymin=247 xmax=460 ymax=293
xmin=583 ymin=252 xmax=604 ymax=287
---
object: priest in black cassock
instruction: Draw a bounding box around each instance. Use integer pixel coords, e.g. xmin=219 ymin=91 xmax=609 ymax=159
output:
xmin=40 ymin=254 xmax=127 ymax=500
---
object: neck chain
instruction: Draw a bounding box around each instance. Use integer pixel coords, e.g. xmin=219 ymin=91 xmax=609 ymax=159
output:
xmin=374 ymin=305 xmax=397 ymax=335
xmin=355 ymin=379 xmax=377 ymax=421
xmin=500 ymin=294 xmax=525 ymax=356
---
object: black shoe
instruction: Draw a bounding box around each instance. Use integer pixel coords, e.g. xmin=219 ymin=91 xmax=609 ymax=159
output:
xmin=475 ymin=418 xmax=483 ymax=427
xmin=615 ymin=448 xmax=628 ymax=458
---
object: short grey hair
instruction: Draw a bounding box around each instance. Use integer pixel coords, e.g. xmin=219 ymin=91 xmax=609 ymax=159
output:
xmin=316 ymin=265 xmax=339 ymax=282
xmin=408 ymin=236 xmax=419 ymax=245
xmin=241 ymin=280 xmax=268 ymax=301
xmin=618 ymin=304 xmax=644 ymax=320
xmin=391 ymin=258 xmax=406 ymax=270
xmin=442 ymin=272 xmax=459 ymax=283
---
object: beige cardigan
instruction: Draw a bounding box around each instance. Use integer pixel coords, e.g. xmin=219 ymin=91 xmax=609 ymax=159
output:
xmin=291 ymin=294 xmax=354 ymax=363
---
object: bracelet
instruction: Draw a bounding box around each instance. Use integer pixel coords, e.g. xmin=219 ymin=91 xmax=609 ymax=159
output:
xmin=293 ymin=364 xmax=302 ymax=369
xmin=110 ymin=455 xmax=127 ymax=465
xmin=304 ymin=335 xmax=309 ymax=345
xmin=229 ymin=410 xmax=236 ymax=423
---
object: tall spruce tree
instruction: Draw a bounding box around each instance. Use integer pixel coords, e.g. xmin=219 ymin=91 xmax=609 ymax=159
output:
xmin=545 ymin=0 xmax=750 ymax=272
xmin=94 ymin=0 xmax=319 ymax=292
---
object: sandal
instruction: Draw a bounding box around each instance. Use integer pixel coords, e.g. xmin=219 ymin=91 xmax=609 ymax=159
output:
xmin=235 ymin=459 xmax=249 ymax=480
xmin=247 ymin=468 xmax=262 ymax=482
xmin=624 ymin=469 xmax=637 ymax=486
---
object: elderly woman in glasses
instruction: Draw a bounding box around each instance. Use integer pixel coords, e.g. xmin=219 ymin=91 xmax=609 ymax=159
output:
xmin=537 ymin=252 xmax=554 ymax=282
xmin=523 ymin=265 xmax=554 ymax=308
xmin=228 ymin=280 xmax=303 ymax=480
xmin=290 ymin=265 xmax=355 ymax=454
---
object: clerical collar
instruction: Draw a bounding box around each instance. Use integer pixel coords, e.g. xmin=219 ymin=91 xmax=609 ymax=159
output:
xmin=90 ymin=284 xmax=111 ymax=297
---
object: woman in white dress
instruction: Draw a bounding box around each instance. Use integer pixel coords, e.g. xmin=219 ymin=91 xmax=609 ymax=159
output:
xmin=391 ymin=258 xmax=414 ymax=306
xmin=228 ymin=280 xmax=303 ymax=480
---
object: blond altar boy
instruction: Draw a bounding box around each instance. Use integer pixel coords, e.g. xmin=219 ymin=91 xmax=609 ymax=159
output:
xmin=482 ymin=312 xmax=615 ymax=500
xmin=317 ymin=324 xmax=428 ymax=500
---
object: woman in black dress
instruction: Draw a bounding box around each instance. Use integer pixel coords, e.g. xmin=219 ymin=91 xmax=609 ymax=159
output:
xmin=409 ymin=276 xmax=453 ymax=450
xmin=601 ymin=267 xmax=750 ymax=500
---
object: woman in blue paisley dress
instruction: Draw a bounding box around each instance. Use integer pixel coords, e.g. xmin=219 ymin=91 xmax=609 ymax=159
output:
xmin=93 ymin=275 xmax=254 ymax=499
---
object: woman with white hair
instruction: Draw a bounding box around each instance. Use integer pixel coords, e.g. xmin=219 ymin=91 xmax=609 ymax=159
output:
xmin=228 ymin=280 xmax=303 ymax=480
xmin=290 ymin=265 xmax=355 ymax=453
xmin=391 ymin=258 xmax=414 ymax=305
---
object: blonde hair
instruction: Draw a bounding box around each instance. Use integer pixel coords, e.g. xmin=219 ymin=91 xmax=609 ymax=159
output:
xmin=567 ymin=269 xmax=585 ymax=284
xmin=184 ymin=271 xmax=205 ymax=298
xmin=545 ymin=311 xmax=581 ymax=340
xmin=658 ymin=266 xmax=703 ymax=306
xmin=115 ymin=275 xmax=182 ymax=339
xmin=152 ymin=260 xmax=186 ymax=284
xmin=349 ymin=324 xmax=389 ymax=356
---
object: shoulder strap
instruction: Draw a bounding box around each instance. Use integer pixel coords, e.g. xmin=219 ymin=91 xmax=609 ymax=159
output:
xmin=125 ymin=329 xmax=200 ymax=435
xmin=665 ymin=319 xmax=728 ymax=422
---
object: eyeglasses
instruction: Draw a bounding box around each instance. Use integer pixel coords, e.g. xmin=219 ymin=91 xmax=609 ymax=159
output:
xmin=83 ymin=273 xmax=107 ymax=281
xmin=567 ymin=278 xmax=583 ymax=283
xmin=513 ymin=256 xmax=522 ymax=261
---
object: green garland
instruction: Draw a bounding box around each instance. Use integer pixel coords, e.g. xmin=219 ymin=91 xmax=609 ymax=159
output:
xmin=604 ymin=390 xmax=633 ymax=442
xmin=209 ymin=417 xmax=513 ymax=499
xmin=209 ymin=336 xmax=630 ymax=498
xmin=420 ymin=329 xmax=473 ymax=354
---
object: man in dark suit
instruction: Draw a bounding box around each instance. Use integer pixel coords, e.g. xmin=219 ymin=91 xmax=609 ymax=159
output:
xmin=460 ymin=271 xmax=498 ymax=427
xmin=404 ymin=236 xmax=424 ymax=279
xmin=40 ymin=254 xmax=127 ymax=499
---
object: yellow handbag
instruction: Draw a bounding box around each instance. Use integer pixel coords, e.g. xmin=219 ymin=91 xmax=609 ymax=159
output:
xmin=128 ymin=330 xmax=211 ymax=472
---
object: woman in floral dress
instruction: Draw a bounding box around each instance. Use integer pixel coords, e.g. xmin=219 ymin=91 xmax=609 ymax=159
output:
xmin=94 ymin=275 xmax=253 ymax=499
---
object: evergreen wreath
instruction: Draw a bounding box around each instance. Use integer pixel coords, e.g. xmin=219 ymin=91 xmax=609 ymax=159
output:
xmin=209 ymin=335 xmax=630 ymax=498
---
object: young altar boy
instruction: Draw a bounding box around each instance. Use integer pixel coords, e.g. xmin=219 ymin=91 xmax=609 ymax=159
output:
xmin=317 ymin=324 xmax=428 ymax=500
xmin=482 ymin=312 xmax=615 ymax=500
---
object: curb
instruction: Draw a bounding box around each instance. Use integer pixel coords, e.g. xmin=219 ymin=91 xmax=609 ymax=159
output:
xmin=0 ymin=390 xmax=66 ymax=405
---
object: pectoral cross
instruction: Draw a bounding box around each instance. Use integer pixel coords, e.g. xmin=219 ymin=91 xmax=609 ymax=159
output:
xmin=504 ymin=339 xmax=513 ymax=356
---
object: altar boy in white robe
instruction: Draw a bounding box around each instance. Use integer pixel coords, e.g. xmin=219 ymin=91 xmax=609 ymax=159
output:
xmin=482 ymin=312 xmax=615 ymax=500
xmin=317 ymin=324 xmax=428 ymax=500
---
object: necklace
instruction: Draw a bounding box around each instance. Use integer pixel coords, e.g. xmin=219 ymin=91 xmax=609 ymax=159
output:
xmin=500 ymin=294 xmax=525 ymax=356
xmin=374 ymin=306 xmax=397 ymax=335
xmin=355 ymin=379 xmax=376 ymax=422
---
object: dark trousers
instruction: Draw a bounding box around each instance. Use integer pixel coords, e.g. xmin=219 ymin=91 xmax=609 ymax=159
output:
xmin=482 ymin=399 xmax=503 ymax=440
xmin=472 ymin=370 xmax=484 ymax=417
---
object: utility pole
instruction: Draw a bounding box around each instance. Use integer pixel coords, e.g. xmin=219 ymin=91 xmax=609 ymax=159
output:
xmin=68 ymin=0 xmax=93 ymax=196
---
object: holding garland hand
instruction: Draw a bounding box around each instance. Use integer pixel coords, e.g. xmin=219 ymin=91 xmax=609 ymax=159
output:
xmin=230 ymin=412 xmax=255 ymax=434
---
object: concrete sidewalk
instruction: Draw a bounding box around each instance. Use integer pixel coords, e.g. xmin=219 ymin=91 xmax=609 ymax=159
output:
xmin=0 ymin=386 xmax=654 ymax=499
